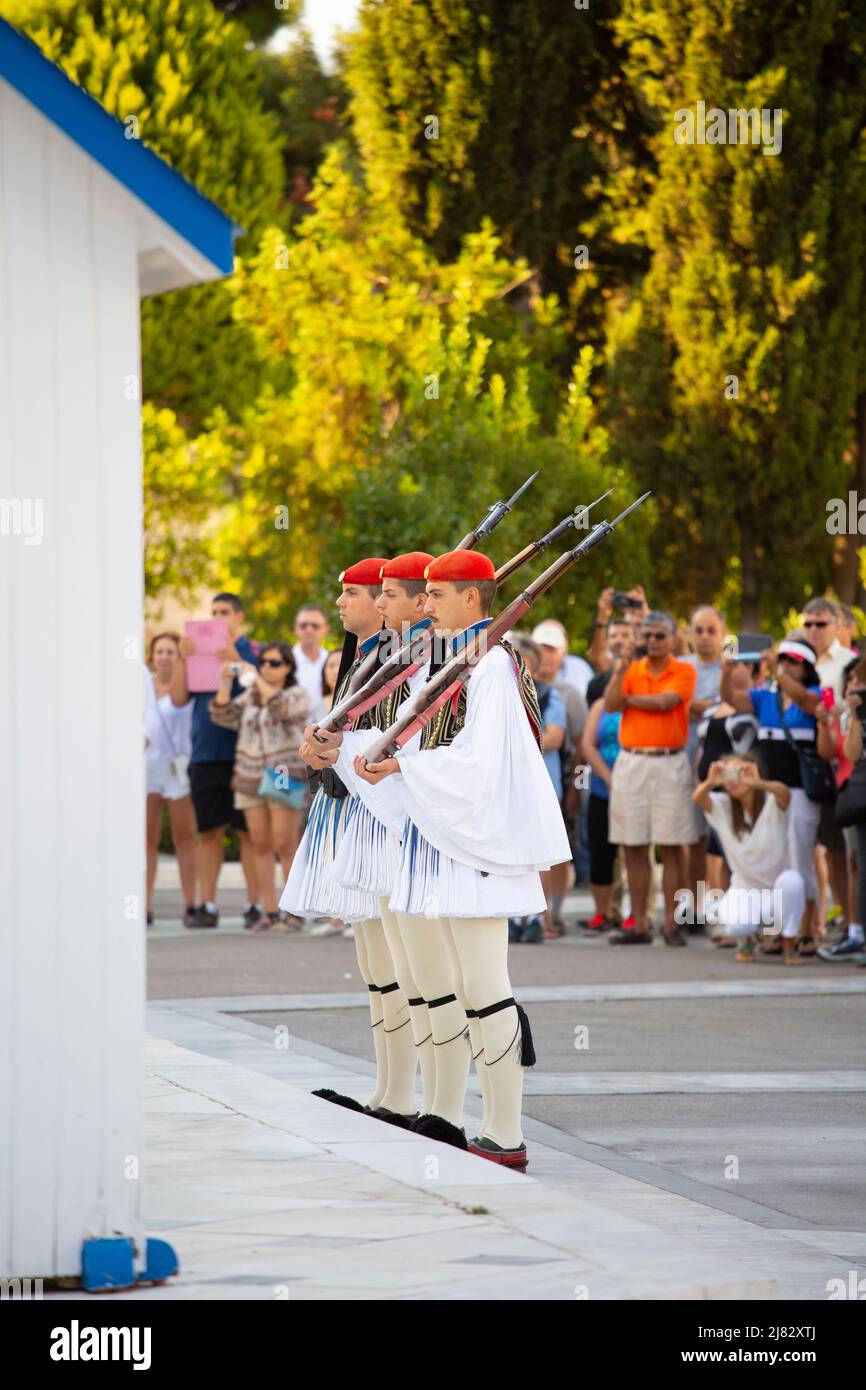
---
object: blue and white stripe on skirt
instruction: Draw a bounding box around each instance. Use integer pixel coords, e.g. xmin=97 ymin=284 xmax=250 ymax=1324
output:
xmin=280 ymin=787 xmax=377 ymax=923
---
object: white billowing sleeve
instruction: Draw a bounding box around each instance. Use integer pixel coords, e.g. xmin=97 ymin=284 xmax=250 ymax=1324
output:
xmin=335 ymin=730 xmax=411 ymax=835
xmin=393 ymin=646 xmax=572 ymax=874
xmin=333 ymin=662 xmax=430 ymax=835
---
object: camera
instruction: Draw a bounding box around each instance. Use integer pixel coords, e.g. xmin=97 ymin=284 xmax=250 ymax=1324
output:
xmin=612 ymin=590 xmax=643 ymax=609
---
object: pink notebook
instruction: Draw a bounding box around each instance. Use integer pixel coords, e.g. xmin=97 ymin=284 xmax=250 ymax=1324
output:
xmin=185 ymin=619 xmax=229 ymax=692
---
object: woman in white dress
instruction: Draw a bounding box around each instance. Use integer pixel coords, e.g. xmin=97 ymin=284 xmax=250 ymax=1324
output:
xmin=692 ymin=752 xmax=806 ymax=965
xmin=145 ymin=633 xmax=195 ymax=927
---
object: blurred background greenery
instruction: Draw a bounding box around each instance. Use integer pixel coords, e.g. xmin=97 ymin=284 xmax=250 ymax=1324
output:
xmin=7 ymin=0 xmax=866 ymax=645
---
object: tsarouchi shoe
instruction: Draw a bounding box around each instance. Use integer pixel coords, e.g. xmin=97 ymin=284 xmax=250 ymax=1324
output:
xmin=468 ymin=1136 xmax=528 ymax=1172
xmin=410 ymin=1114 xmax=468 ymax=1149
xmin=370 ymin=1107 xmax=420 ymax=1129
xmin=312 ymin=1088 xmax=369 ymax=1113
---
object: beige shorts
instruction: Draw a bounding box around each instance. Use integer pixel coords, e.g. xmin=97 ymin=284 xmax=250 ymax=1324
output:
xmin=608 ymin=748 xmax=700 ymax=847
xmin=235 ymin=790 xmax=266 ymax=811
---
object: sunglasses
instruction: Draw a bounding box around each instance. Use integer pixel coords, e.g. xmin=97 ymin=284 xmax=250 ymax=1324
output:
xmin=297 ymin=622 xmax=325 ymax=630
xmin=260 ymin=658 xmax=287 ymax=669
xmin=644 ymin=630 xmax=670 ymax=641
xmin=803 ymin=620 xmax=830 ymax=628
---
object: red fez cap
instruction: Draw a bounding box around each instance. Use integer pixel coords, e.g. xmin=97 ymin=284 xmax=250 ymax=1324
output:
xmin=424 ymin=549 xmax=496 ymax=582
xmin=339 ymin=557 xmax=390 ymax=585
xmin=380 ymin=551 xmax=434 ymax=581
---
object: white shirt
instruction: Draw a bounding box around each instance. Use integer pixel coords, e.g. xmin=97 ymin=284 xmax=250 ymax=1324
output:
xmin=561 ymin=652 xmax=594 ymax=698
xmin=144 ymin=671 xmax=192 ymax=762
xmin=292 ymin=643 xmax=328 ymax=705
xmin=816 ymin=639 xmax=856 ymax=701
xmin=704 ymin=791 xmax=789 ymax=892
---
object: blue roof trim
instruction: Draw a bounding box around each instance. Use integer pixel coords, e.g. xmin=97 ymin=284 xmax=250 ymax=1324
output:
xmin=0 ymin=18 xmax=241 ymax=274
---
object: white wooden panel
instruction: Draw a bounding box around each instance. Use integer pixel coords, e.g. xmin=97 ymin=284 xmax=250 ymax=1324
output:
xmin=0 ymin=80 xmax=15 ymax=1283
xmin=46 ymin=119 xmax=110 ymax=1277
xmin=0 ymin=82 xmax=145 ymax=1278
xmin=90 ymin=158 xmax=145 ymax=1267
xmin=0 ymin=80 xmax=61 ymax=1277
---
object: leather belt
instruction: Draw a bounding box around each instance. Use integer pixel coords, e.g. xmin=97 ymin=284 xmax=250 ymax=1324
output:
xmin=623 ymin=746 xmax=685 ymax=757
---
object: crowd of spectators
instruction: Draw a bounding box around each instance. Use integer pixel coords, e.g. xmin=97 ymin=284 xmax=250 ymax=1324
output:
xmin=144 ymin=583 xmax=866 ymax=965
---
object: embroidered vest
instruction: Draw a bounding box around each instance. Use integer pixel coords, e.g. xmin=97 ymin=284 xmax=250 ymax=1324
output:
xmin=420 ymin=640 xmax=544 ymax=753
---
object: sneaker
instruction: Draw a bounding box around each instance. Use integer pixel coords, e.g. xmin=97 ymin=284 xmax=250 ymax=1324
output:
xmin=609 ymin=921 xmax=652 ymax=945
xmin=182 ymin=907 xmax=198 ymax=928
xmin=187 ymin=905 xmax=218 ymax=929
xmin=581 ymin=913 xmax=611 ymax=932
xmin=311 ymin=921 xmax=344 ymax=937
xmin=817 ymin=935 xmax=866 ymax=962
xmin=522 ymin=917 xmax=544 ymax=944
xmin=243 ymin=904 xmax=262 ymax=931
xmin=508 ymin=918 xmax=524 ymax=944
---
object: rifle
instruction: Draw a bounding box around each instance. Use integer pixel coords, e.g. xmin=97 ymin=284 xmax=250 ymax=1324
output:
xmin=319 ymin=489 xmax=614 ymax=732
xmin=455 ymin=470 xmax=538 ymax=550
xmin=312 ymin=473 xmax=538 ymax=737
xmin=360 ymin=492 xmax=651 ymax=762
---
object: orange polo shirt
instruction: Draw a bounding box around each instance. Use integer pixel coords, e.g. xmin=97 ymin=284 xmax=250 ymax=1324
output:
xmin=619 ymin=656 xmax=697 ymax=750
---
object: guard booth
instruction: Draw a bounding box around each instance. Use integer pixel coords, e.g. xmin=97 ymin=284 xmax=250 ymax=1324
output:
xmin=0 ymin=18 xmax=237 ymax=1289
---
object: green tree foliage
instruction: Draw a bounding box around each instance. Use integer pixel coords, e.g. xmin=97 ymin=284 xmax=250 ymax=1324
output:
xmin=258 ymin=28 xmax=352 ymax=215
xmin=345 ymin=0 xmax=648 ymax=316
xmin=606 ymin=0 xmax=866 ymax=626
xmin=142 ymin=404 xmax=230 ymax=602
xmin=4 ymin=0 xmax=288 ymax=429
xmin=211 ymin=0 xmax=300 ymax=47
xmin=212 ymin=149 xmax=642 ymax=637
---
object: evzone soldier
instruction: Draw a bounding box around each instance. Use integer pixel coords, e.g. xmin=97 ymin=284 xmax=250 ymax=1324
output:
xmin=281 ymin=556 xmax=407 ymax=1116
xmin=336 ymin=550 xmax=571 ymax=1170
xmin=283 ymin=553 xmax=435 ymax=1122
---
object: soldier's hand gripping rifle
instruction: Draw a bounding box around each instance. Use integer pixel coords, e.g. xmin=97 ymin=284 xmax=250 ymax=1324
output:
xmin=359 ymin=492 xmax=651 ymax=764
xmin=318 ymin=488 xmax=614 ymax=733
xmin=323 ymin=471 xmax=540 ymax=716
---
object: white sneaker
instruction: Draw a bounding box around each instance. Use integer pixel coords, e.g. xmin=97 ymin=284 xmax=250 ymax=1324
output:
xmin=310 ymin=921 xmax=343 ymax=938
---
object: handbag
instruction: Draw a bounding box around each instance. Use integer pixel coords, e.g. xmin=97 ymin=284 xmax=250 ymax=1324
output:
xmin=258 ymin=764 xmax=307 ymax=810
xmin=774 ymin=692 xmax=836 ymax=804
xmin=835 ymin=760 xmax=866 ymax=827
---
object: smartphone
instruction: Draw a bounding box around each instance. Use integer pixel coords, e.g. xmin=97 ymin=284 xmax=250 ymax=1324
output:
xmin=729 ymin=633 xmax=772 ymax=663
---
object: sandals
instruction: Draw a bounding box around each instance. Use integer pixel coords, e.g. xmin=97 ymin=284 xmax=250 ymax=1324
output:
xmin=761 ymin=935 xmax=783 ymax=955
xmin=797 ymin=935 xmax=819 ymax=957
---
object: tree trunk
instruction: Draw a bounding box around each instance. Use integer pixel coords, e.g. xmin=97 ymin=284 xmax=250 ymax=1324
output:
xmin=832 ymin=391 xmax=866 ymax=605
xmin=740 ymin=543 xmax=762 ymax=630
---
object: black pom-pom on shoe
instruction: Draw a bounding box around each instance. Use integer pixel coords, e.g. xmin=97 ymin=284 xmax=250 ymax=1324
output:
xmin=370 ymin=1107 xmax=420 ymax=1129
xmin=312 ymin=1088 xmax=369 ymax=1114
xmin=410 ymin=1113 xmax=469 ymax=1149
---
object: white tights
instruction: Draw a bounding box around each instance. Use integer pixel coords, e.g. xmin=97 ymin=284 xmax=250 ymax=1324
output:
xmin=396 ymin=913 xmax=527 ymax=1148
xmin=378 ymin=898 xmax=435 ymax=1112
xmin=352 ymin=917 xmax=416 ymax=1114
